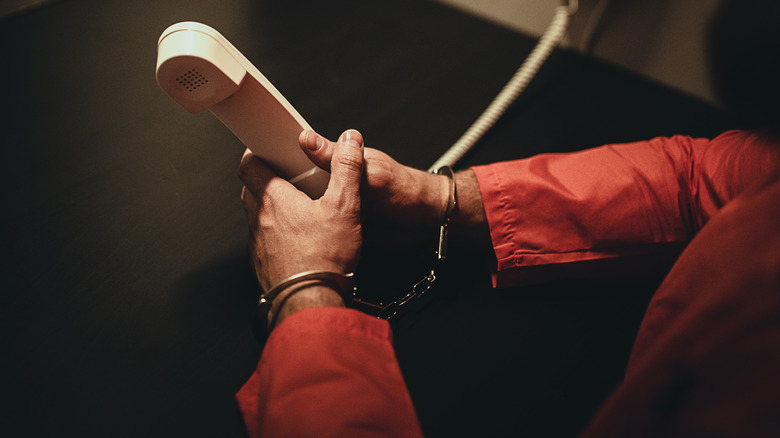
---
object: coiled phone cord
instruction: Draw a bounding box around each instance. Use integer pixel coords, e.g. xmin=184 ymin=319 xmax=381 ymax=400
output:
xmin=428 ymin=1 xmax=578 ymax=172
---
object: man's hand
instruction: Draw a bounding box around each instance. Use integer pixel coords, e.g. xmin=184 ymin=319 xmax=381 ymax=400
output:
xmin=239 ymin=130 xmax=365 ymax=324
xmin=299 ymin=130 xmax=492 ymax=253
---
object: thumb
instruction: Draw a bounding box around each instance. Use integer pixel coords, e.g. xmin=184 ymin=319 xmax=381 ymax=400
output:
xmin=323 ymin=129 xmax=364 ymax=212
xmin=299 ymin=130 xmax=335 ymax=172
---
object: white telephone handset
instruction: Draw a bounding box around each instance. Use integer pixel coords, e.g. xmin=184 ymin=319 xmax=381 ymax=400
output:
xmin=155 ymin=21 xmax=328 ymax=198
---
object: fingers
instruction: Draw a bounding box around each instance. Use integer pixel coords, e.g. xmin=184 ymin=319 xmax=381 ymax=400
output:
xmin=324 ymin=130 xmax=364 ymax=212
xmin=244 ymin=129 xmax=364 ymax=212
xmin=241 ymin=185 xmax=259 ymax=225
xmin=299 ymin=130 xmax=336 ymax=172
xmin=238 ymin=149 xmax=274 ymax=199
xmin=238 ymin=148 xmax=299 ymax=203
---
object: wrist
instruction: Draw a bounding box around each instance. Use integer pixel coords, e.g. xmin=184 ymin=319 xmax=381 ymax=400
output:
xmin=404 ymin=167 xmax=451 ymax=227
xmin=252 ymin=270 xmax=354 ymax=346
xmin=268 ymin=282 xmax=345 ymax=329
xmin=449 ymin=170 xmax=492 ymax=254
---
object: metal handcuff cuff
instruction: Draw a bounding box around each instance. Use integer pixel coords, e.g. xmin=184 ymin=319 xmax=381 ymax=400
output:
xmin=252 ymin=166 xmax=457 ymax=346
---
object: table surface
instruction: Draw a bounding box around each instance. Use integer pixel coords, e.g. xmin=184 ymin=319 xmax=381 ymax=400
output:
xmin=2 ymin=1 xmax=744 ymax=437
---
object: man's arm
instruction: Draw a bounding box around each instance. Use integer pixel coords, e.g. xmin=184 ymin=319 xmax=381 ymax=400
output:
xmin=236 ymin=307 xmax=422 ymax=438
xmin=300 ymin=129 xmax=780 ymax=287
xmin=470 ymin=129 xmax=780 ymax=286
xmin=237 ymin=130 xmax=423 ymax=438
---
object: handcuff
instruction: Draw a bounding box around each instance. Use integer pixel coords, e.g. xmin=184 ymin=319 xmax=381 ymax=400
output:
xmin=252 ymin=166 xmax=457 ymax=346
xmin=251 ymin=271 xmax=356 ymax=348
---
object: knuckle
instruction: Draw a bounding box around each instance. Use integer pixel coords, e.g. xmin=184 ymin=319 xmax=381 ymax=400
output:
xmin=237 ymin=159 xmax=252 ymax=182
xmin=336 ymin=150 xmax=363 ymax=171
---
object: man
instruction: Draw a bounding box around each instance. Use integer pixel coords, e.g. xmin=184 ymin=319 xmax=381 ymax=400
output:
xmin=235 ymin=0 xmax=780 ymax=436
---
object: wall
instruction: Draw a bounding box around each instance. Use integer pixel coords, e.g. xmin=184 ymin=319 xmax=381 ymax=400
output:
xmin=4 ymin=0 xmax=726 ymax=106
xmin=434 ymin=0 xmax=727 ymax=106
xmin=0 ymin=0 xmax=56 ymax=19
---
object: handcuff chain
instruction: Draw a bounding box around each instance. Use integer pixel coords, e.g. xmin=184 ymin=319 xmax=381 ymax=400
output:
xmin=351 ymin=165 xmax=455 ymax=321
xmin=377 ymin=270 xmax=437 ymax=320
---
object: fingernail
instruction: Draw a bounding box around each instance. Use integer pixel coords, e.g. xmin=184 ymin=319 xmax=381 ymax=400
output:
xmin=343 ymin=131 xmax=362 ymax=148
xmin=305 ymin=132 xmax=324 ymax=151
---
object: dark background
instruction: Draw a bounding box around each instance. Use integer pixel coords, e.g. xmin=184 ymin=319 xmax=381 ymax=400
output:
xmin=1 ymin=0 xmax=745 ymax=437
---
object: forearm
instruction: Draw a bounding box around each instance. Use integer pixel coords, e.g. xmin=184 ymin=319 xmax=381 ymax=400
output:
xmin=470 ymin=130 xmax=780 ymax=287
xmin=449 ymin=170 xmax=493 ymax=255
xmin=470 ymin=142 xmax=694 ymax=286
xmin=237 ymin=307 xmax=423 ymax=438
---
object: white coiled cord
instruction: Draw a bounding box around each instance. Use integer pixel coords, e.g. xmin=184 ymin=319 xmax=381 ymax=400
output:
xmin=428 ymin=1 xmax=577 ymax=171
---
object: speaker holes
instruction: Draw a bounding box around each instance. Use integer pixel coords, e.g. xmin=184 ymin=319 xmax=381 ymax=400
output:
xmin=175 ymin=68 xmax=209 ymax=92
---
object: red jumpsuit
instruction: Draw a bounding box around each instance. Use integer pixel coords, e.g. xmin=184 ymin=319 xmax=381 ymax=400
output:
xmin=236 ymin=130 xmax=780 ymax=437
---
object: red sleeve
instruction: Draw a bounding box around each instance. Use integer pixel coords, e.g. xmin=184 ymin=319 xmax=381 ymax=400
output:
xmin=236 ymin=307 xmax=423 ymax=438
xmin=471 ymin=130 xmax=780 ymax=287
xmin=581 ymin=177 xmax=780 ymax=438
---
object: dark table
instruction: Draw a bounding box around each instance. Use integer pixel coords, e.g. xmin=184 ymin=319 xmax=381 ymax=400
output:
xmin=2 ymin=1 xmax=744 ymax=437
